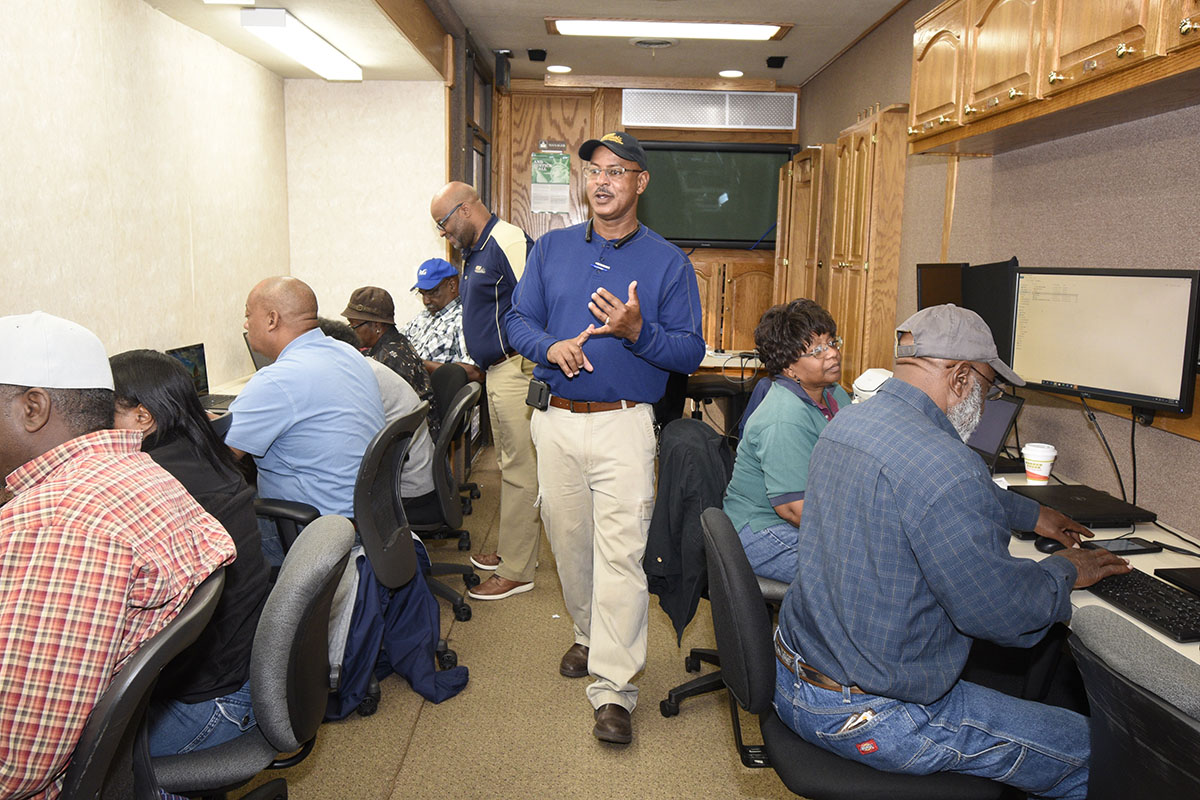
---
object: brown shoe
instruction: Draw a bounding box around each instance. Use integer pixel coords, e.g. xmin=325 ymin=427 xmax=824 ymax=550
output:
xmin=467 ymin=574 xmax=533 ymax=601
xmin=470 ymin=552 xmax=500 ymax=571
xmin=559 ymin=643 xmax=589 ymax=678
xmin=592 ymin=704 xmax=632 ymax=744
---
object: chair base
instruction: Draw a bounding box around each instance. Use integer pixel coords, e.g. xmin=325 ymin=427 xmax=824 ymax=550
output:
xmin=660 ymin=648 xmax=725 ymax=717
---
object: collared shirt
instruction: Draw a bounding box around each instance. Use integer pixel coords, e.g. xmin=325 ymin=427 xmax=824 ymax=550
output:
xmin=724 ymin=379 xmax=851 ymax=535
xmin=369 ymin=327 xmax=440 ymax=439
xmin=460 ymin=214 xmax=533 ymax=369
xmin=506 ymin=221 xmax=705 ymax=402
xmin=0 ymin=430 xmax=234 ymax=799
xmin=400 ymin=297 xmax=475 ymax=367
xmin=777 ymin=378 xmax=1077 ymax=705
xmin=226 ymin=328 xmax=385 ymax=517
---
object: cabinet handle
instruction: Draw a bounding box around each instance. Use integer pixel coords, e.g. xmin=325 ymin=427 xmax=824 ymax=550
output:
xmin=936 ymin=114 xmax=951 ymax=125
xmin=1008 ymin=88 xmax=1025 ymax=100
xmin=907 ymin=126 xmax=919 ymax=136
xmin=1182 ymin=18 xmax=1198 ymax=35
xmin=1115 ymin=43 xmax=1134 ymax=58
xmin=1047 ymin=71 xmax=1066 ymax=84
xmin=963 ymin=104 xmax=977 ymax=115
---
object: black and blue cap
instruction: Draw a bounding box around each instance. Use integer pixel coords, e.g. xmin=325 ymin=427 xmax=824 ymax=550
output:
xmin=579 ymin=131 xmax=648 ymax=170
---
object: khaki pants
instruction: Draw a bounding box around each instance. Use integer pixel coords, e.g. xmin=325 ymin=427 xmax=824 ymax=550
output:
xmin=531 ymin=402 xmax=656 ymax=712
xmin=485 ymin=355 xmax=541 ymax=583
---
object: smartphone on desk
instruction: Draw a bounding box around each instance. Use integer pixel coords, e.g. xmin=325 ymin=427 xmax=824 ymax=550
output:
xmin=1082 ymin=537 xmax=1162 ymax=555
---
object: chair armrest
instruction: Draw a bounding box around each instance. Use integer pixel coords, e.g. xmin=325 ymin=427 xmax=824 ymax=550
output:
xmin=255 ymin=498 xmax=321 ymax=554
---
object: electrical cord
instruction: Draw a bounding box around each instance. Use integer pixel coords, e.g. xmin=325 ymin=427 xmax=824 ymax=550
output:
xmin=1079 ymin=396 xmax=1126 ymax=502
xmin=1153 ymin=520 xmax=1200 ymax=553
xmin=1130 ymin=415 xmax=1138 ymax=508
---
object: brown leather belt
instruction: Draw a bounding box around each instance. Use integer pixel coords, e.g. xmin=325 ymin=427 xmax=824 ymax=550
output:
xmin=774 ymin=629 xmax=865 ymax=694
xmin=487 ymin=350 xmax=519 ymax=370
xmin=548 ymin=396 xmax=639 ymax=413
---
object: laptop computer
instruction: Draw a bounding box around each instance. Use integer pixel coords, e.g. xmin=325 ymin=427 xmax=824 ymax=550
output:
xmin=244 ymin=331 xmax=274 ymax=370
xmin=1008 ymin=484 xmax=1157 ymax=529
xmin=965 ymin=393 xmax=1024 ymax=474
xmin=165 ymin=343 xmax=236 ymax=411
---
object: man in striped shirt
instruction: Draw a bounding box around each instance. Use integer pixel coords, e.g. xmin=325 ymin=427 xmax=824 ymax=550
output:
xmin=0 ymin=312 xmax=234 ymax=799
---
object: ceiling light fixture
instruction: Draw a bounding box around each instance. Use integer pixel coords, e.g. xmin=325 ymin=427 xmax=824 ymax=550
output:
xmin=718 ymin=69 xmax=744 ymax=78
xmin=547 ymin=18 xmax=790 ymax=41
xmin=241 ymin=8 xmax=362 ymax=81
xmin=546 ymin=65 xmax=572 ymax=74
xmin=204 ymin=0 xmax=254 ymax=5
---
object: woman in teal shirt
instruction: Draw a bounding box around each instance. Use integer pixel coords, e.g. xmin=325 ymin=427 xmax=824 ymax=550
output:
xmin=723 ymin=299 xmax=850 ymax=582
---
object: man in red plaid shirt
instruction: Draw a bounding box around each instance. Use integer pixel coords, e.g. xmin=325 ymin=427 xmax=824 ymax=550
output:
xmin=0 ymin=312 xmax=234 ymax=799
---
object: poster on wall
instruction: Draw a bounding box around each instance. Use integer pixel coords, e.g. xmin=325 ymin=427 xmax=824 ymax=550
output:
xmin=530 ymin=152 xmax=570 ymax=214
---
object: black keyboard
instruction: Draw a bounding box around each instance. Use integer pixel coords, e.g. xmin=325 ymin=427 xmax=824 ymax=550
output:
xmin=200 ymin=393 xmax=237 ymax=410
xmin=1087 ymin=567 xmax=1200 ymax=642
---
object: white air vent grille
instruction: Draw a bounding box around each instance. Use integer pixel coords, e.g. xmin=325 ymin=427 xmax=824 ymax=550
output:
xmin=622 ymin=89 xmax=796 ymax=130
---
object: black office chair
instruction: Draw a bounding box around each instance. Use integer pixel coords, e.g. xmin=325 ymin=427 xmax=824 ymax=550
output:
xmin=152 ymin=515 xmax=354 ymax=799
xmin=429 ymin=362 xmax=480 ymax=520
xmin=699 ymin=507 xmax=1006 ymax=799
xmin=60 ymin=570 xmax=225 ymax=800
xmin=255 ymin=498 xmax=319 ymax=556
xmin=1068 ymin=605 xmax=1200 ymax=800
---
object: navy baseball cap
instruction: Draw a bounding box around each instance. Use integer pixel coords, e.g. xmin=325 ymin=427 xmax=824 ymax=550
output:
xmin=412 ymin=258 xmax=458 ymax=290
xmin=579 ymin=131 xmax=648 ymax=170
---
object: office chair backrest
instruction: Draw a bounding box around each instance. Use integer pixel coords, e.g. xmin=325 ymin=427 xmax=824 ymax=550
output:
xmin=251 ymin=515 xmax=353 ymax=754
xmin=428 ymin=381 xmax=482 ymax=530
xmin=353 ymin=403 xmax=428 ymax=589
xmin=430 ymin=362 xmax=468 ymax=427
xmin=699 ymin=507 xmax=776 ymax=716
xmin=61 ymin=569 xmax=226 ymax=800
xmin=1068 ymin=606 xmax=1200 ymax=799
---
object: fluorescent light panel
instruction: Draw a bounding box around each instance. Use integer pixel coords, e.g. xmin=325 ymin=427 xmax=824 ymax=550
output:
xmin=204 ymin=1 xmax=254 ymax=5
xmin=241 ymin=8 xmax=362 ymax=81
xmin=549 ymin=18 xmax=786 ymax=41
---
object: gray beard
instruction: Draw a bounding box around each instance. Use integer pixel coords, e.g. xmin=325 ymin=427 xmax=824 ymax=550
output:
xmin=947 ymin=379 xmax=985 ymax=441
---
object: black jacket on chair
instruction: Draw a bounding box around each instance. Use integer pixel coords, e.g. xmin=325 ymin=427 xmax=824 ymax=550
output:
xmin=645 ymin=418 xmax=734 ymax=643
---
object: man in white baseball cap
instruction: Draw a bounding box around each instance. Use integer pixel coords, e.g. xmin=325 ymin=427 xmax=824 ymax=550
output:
xmin=0 ymin=311 xmax=234 ymax=799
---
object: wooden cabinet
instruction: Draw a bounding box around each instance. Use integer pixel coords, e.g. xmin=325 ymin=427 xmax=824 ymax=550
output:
xmin=1163 ymin=0 xmax=1200 ymax=51
xmin=692 ymin=257 xmax=724 ymax=348
xmin=773 ymin=145 xmax=834 ymax=306
xmin=826 ymin=106 xmax=908 ymax=390
xmin=690 ymin=250 xmax=775 ymax=352
xmin=910 ymin=0 xmax=969 ymax=139
xmin=964 ymin=0 xmax=1047 ymax=120
xmin=1042 ymin=0 xmax=1164 ymax=95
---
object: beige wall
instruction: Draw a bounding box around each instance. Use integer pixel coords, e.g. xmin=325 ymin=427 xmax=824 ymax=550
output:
xmin=798 ymin=0 xmax=1200 ymax=529
xmin=284 ymin=80 xmax=447 ymax=329
xmin=0 ymin=0 xmax=290 ymax=385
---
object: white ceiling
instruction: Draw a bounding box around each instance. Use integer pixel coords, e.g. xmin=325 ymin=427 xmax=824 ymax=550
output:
xmin=147 ymin=0 xmax=903 ymax=86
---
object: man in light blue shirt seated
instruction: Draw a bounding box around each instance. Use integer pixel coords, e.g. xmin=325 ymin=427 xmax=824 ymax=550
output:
xmin=227 ymin=277 xmax=385 ymax=562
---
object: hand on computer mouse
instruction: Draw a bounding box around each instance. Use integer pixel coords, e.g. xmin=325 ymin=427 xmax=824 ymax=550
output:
xmin=1035 ymin=536 xmax=1067 ymax=554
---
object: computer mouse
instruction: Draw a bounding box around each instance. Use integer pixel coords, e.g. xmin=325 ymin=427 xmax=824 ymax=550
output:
xmin=1035 ymin=536 xmax=1066 ymax=554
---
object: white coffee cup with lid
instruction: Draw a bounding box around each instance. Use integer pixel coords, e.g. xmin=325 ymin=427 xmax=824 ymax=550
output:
xmin=1021 ymin=443 xmax=1057 ymax=483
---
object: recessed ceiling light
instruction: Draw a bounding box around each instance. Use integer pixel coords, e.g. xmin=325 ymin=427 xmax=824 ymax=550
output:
xmin=547 ymin=18 xmax=790 ymax=41
xmin=547 ymin=65 xmax=572 ymax=74
xmin=719 ymin=69 xmax=744 ymax=78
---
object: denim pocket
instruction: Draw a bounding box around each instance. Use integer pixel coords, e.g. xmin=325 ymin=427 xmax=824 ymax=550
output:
xmin=812 ymin=704 xmax=936 ymax=773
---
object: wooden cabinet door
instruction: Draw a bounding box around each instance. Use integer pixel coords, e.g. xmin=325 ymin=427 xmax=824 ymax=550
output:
xmin=846 ymin=125 xmax=877 ymax=271
xmin=691 ymin=256 xmax=724 ymax=350
xmin=721 ymin=258 xmax=775 ymax=352
xmin=832 ymin=263 xmax=869 ymax=392
xmin=1162 ymin=0 xmax=1200 ymax=51
xmin=910 ymin=0 xmax=968 ymax=139
xmin=964 ymin=0 xmax=1046 ymax=120
xmin=830 ymin=132 xmax=855 ymax=268
xmin=773 ymin=159 xmax=794 ymax=306
xmin=774 ymin=148 xmax=826 ymax=306
xmin=1042 ymin=0 xmax=1164 ymax=95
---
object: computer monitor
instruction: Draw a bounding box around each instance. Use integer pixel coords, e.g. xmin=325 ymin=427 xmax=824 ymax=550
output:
xmin=963 ymin=257 xmax=1018 ymax=365
xmin=1011 ymin=268 xmax=1200 ymax=414
xmin=164 ymin=343 xmax=211 ymax=397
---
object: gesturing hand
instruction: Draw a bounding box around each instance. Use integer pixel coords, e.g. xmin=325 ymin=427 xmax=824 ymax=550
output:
xmin=589 ymin=281 xmax=643 ymax=343
xmin=547 ymin=328 xmax=595 ymax=378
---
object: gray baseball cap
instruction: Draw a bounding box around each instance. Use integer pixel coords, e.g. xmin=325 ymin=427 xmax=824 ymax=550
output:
xmin=895 ymin=304 xmax=1023 ymax=387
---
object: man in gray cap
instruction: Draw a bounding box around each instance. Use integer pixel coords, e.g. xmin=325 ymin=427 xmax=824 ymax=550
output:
xmin=0 ymin=311 xmax=234 ymax=798
xmin=771 ymin=304 xmax=1129 ymax=799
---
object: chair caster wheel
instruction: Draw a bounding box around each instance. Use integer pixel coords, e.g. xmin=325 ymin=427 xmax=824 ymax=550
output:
xmin=454 ymin=604 xmax=472 ymax=621
xmin=470 ymin=487 xmax=481 ymax=499
xmin=438 ymin=648 xmax=458 ymax=669
xmin=464 ymin=572 xmax=481 ymax=588
xmin=660 ymin=698 xmax=680 ymax=717
xmin=685 ymin=654 xmax=702 ymax=672
xmin=457 ymin=536 xmax=471 ymax=551
xmin=357 ymin=693 xmax=379 ymax=717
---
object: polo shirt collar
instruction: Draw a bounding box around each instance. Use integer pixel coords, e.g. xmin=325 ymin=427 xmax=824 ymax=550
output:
xmin=278 ymin=327 xmax=323 ymax=360
xmin=465 ymin=214 xmax=500 ymax=259
xmin=774 ymin=376 xmax=839 ymax=414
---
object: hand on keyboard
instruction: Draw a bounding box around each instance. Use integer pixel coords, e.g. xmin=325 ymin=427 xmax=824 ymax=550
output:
xmin=1052 ymin=546 xmax=1131 ymax=588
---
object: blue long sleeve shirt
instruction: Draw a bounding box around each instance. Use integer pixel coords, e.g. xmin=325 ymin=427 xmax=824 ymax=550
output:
xmin=778 ymin=378 xmax=1077 ymax=705
xmin=506 ymin=221 xmax=705 ymax=402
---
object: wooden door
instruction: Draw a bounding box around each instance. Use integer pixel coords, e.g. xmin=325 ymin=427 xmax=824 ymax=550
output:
xmin=1042 ymin=0 xmax=1164 ymax=95
xmin=1162 ymin=0 xmax=1200 ymax=51
xmin=964 ymin=0 xmax=1046 ymax=120
xmin=909 ymin=0 xmax=968 ymax=139
xmin=721 ymin=257 xmax=775 ymax=352
xmin=772 ymin=159 xmax=794 ymax=306
xmin=846 ymin=125 xmax=877 ymax=271
xmin=691 ymin=255 xmax=724 ymax=350
xmin=774 ymin=148 xmax=826 ymax=306
xmin=830 ymin=132 xmax=855 ymax=268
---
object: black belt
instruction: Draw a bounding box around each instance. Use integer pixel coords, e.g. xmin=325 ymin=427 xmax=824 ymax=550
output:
xmin=487 ymin=350 xmax=519 ymax=370
xmin=774 ymin=629 xmax=865 ymax=694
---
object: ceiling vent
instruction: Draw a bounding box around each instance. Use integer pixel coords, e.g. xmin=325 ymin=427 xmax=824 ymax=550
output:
xmin=630 ymin=38 xmax=677 ymax=49
xmin=622 ymin=89 xmax=796 ymax=130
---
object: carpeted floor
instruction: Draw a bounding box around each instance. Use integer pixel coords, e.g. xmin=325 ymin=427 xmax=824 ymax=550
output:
xmin=238 ymin=445 xmax=796 ymax=800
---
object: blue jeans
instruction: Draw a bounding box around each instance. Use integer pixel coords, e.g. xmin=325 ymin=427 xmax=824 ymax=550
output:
xmin=737 ymin=521 xmax=798 ymax=583
xmin=147 ymin=680 xmax=256 ymax=757
xmin=772 ymin=634 xmax=1089 ymax=799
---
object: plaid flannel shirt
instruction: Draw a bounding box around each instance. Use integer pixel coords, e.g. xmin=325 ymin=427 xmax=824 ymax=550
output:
xmin=0 ymin=430 xmax=234 ymax=799
xmin=400 ymin=297 xmax=475 ymax=366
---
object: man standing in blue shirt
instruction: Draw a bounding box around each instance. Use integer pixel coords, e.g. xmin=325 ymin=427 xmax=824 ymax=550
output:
xmin=508 ymin=131 xmax=705 ymax=745
xmin=773 ymin=304 xmax=1129 ymax=798
xmin=227 ymin=276 xmax=385 ymax=562
xmin=429 ymin=181 xmax=540 ymax=601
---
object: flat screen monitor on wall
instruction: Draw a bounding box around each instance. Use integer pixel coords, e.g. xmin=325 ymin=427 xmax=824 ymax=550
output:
xmin=636 ymin=142 xmax=797 ymax=249
xmin=1010 ymin=267 xmax=1200 ymax=414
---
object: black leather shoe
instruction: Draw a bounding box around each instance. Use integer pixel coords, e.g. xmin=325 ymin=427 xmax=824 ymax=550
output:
xmin=559 ymin=643 xmax=589 ymax=678
xmin=592 ymin=703 xmax=632 ymax=744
